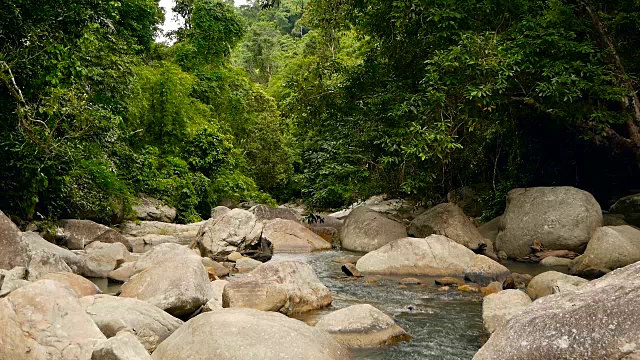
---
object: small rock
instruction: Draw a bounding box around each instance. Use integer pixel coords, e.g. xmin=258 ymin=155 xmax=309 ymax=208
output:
xmin=91 ymin=330 xmax=151 ymax=360
xmin=205 ymin=266 xmax=218 ymax=281
xmin=228 ymin=251 xmax=243 ymax=262
xmin=526 ymin=271 xmax=588 ymax=300
xmin=341 ymin=263 xmax=362 ymax=277
xmin=458 ymin=284 xmax=481 ymax=292
xmin=315 ymin=304 xmax=410 ymax=347
xmin=201 ymin=258 xmax=229 ymax=277
xmin=539 ymin=256 xmax=573 ymax=267
xmin=481 ymin=281 xmax=503 ymax=297
xmin=439 ymin=286 xmax=450 ymax=291
xmin=435 ymin=277 xmax=465 ymax=286
xmin=108 ymin=262 xmax=136 ymax=283
xmin=235 ymin=257 xmax=262 ymax=273
xmin=498 ymin=251 xmax=508 ymax=260
xmin=332 ymin=255 xmax=362 ymax=264
xmin=399 ymin=278 xmax=421 ymax=285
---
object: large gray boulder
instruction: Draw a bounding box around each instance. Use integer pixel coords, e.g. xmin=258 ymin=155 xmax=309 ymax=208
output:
xmin=26 ymin=250 xmax=73 ymax=280
xmin=478 ymin=216 xmax=502 ymax=243
xmin=132 ymin=243 xmax=200 ymax=273
xmin=120 ymin=221 xmax=205 ymax=252
xmin=525 ymin=271 xmax=588 ymax=300
xmin=610 ymin=193 xmax=640 ymax=227
xmin=91 ymin=331 xmax=151 ymax=360
xmin=23 ymin=231 xmax=83 ymax=270
xmin=570 ymin=225 xmax=640 ymax=276
xmin=60 ymin=219 xmax=131 ymax=250
xmin=0 ymin=210 xmax=30 ymax=270
xmin=356 ymin=236 xmax=509 ymax=284
xmin=192 ymin=208 xmax=263 ymax=258
xmin=132 ymin=195 xmax=176 ymax=223
xmin=223 ymin=260 xmax=332 ymax=315
xmin=315 ymin=304 xmax=409 ymax=347
xmin=262 ymin=218 xmax=331 ymax=253
xmin=474 ymin=260 xmax=640 ymax=360
xmin=81 ymin=295 xmax=183 ymax=352
xmin=495 ymin=187 xmax=602 ymax=258
xmin=0 ymin=280 xmax=105 ymax=360
xmin=250 ymin=204 xmax=299 ymax=221
xmin=151 ymin=308 xmax=351 ymax=360
xmin=340 ymin=206 xmax=407 ymax=252
xmin=120 ymin=256 xmax=210 ymax=317
xmin=78 ymin=241 xmax=131 ymax=279
xmin=408 ymin=203 xmax=484 ymax=250
xmin=482 ymin=289 xmax=532 ymax=334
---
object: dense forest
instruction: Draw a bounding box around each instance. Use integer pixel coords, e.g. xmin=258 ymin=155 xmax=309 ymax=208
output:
xmin=2 ymin=0 xmax=639 ymax=225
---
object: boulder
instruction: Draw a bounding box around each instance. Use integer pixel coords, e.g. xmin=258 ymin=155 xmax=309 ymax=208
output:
xmin=210 ymin=205 xmax=231 ymax=220
xmin=132 ymin=195 xmax=176 ymax=223
xmin=447 ymin=184 xmax=491 ymax=218
xmin=235 ymin=257 xmax=262 ymax=273
xmin=133 ymin=243 xmax=200 ymax=273
xmin=22 ymin=231 xmax=83 ymax=270
xmin=341 ymin=263 xmax=361 ymax=277
xmin=91 ymin=331 xmax=151 ymax=360
xmin=0 ymin=210 xmax=30 ymax=270
xmin=539 ymin=256 xmax=572 ymax=267
xmin=201 ymin=257 xmax=229 ymax=277
xmin=478 ymin=216 xmax=502 ymax=243
xmin=78 ymin=252 xmax=118 ymax=279
xmin=80 ymin=295 xmax=183 ymax=352
xmin=407 ymin=203 xmax=484 ymax=250
xmin=340 ymin=206 xmax=407 ymax=252
xmin=120 ymin=221 xmax=205 ymax=248
xmin=81 ymin=295 xmax=183 ymax=352
xmin=603 ymin=213 xmax=628 ymax=226
xmin=307 ymin=215 xmax=343 ymax=243
xmin=570 ymin=225 xmax=640 ymax=276
xmin=120 ymin=256 xmax=210 ymax=317
xmin=151 ymin=308 xmax=351 ymax=360
xmin=250 ymin=204 xmax=299 ymax=221
xmin=223 ymin=260 xmax=332 ymax=315
xmin=495 ymin=187 xmax=602 ymax=258
xmin=0 ymin=280 xmax=105 ymax=360
xmin=610 ymin=193 xmax=640 ymax=227
xmin=473 ymin=261 xmax=640 ymax=360
xmin=26 ymin=250 xmax=73 ymax=280
xmin=356 ymin=236 xmax=509 ymax=284
xmin=465 ymin=255 xmax=510 ymax=286
xmin=315 ymin=304 xmax=409 ymax=347
xmin=40 ymin=272 xmax=100 ymax=297
xmin=262 ymin=218 xmax=331 ymax=253
xmin=482 ymin=289 xmax=532 ymax=334
xmin=191 ymin=208 xmax=263 ymax=258
xmin=60 ymin=219 xmax=131 ymax=250
xmin=525 ymin=271 xmax=588 ymax=300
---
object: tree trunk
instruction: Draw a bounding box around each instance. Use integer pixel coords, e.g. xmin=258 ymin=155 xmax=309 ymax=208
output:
xmin=580 ymin=1 xmax=640 ymax=149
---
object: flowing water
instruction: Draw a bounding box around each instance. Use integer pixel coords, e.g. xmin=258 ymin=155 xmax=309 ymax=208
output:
xmin=92 ymin=250 xmax=567 ymax=359
xmin=276 ymin=251 xmax=486 ymax=360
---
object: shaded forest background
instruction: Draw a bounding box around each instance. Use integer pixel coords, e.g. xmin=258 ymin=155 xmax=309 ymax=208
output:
xmin=1 ymin=0 xmax=639 ymax=224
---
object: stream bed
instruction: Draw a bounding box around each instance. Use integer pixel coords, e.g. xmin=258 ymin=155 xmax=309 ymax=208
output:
xmin=92 ymin=250 xmax=567 ymax=359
